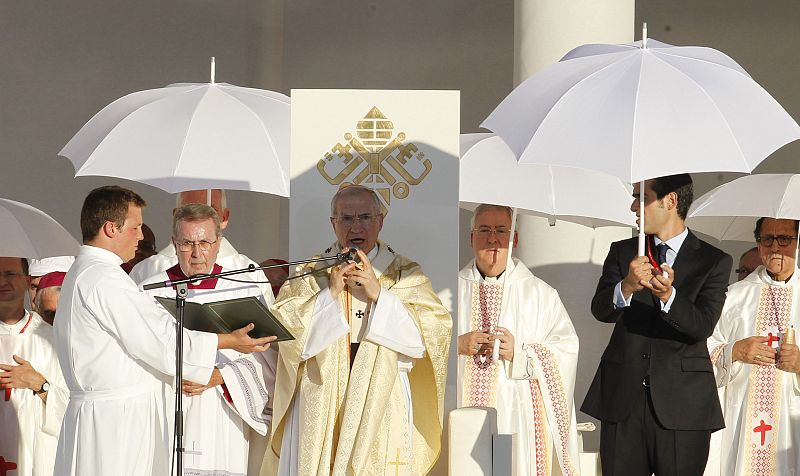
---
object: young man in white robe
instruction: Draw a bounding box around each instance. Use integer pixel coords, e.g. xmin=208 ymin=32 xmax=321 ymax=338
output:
xmin=53 ymin=186 xmax=275 ymax=476
xmin=130 ymin=189 xmax=268 ymax=297
xmin=708 ymin=217 xmax=800 ymax=475
xmin=0 ymin=257 xmax=68 ymax=476
xmin=262 ymin=185 xmax=452 ymax=476
xmin=457 ymin=204 xmax=581 ymax=476
xmin=141 ymin=203 xmax=277 ymax=476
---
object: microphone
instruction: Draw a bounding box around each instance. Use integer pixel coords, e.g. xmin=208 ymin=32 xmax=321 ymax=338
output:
xmin=335 ymin=247 xmax=360 ymax=263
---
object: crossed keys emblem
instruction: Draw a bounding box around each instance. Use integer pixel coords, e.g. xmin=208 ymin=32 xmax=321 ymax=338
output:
xmin=316 ymin=106 xmax=433 ymax=215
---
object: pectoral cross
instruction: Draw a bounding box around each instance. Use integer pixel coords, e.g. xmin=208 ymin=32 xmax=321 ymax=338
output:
xmin=387 ymin=448 xmax=408 ymax=476
xmin=3 ymin=388 xmax=10 ymax=401
xmin=766 ymin=332 xmax=780 ymax=348
xmin=753 ymin=419 xmax=772 ymax=446
xmin=0 ymin=456 xmax=18 ymax=476
xmin=356 ymin=310 xmax=364 ymax=319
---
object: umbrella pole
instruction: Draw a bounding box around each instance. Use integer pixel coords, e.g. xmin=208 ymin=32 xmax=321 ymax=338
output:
xmin=493 ymin=207 xmax=518 ymax=362
xmin=791 ymin=239 xmax=799 ymax=337
xmin=638 ymin=180 xmax=646 ymax=256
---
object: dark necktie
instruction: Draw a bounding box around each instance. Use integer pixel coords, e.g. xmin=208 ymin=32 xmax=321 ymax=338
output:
xmin=656 ymin=242 xmax=670 ymax=267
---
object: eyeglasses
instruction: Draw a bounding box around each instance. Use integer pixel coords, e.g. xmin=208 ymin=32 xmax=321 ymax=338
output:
xmin=0 ymin=271 xmax=25 ymax=280
xmin=756 ymin=235 xmax=798 ymax=247
xmin=174 ymin=239 xmax=218 ymax=252
xmin=473 ymin=226 xmax=511 ymax=237
xmin=332 ymin=214 xmax=381 ymax=227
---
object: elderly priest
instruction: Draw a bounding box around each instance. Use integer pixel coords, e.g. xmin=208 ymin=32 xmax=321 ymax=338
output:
xmin=141 ymin=203 xmax=277 ymax=476
xmin=264 ymin=185 xmax=452 ymax=475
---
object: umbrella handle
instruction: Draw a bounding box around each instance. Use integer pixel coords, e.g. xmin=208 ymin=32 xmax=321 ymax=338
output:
xmin=638 ymin=180 xmax=646 ymax=256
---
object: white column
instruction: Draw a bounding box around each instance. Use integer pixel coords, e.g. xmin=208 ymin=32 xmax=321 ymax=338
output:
xmin=512 ymin=0 xmax=635 ymax=454
xmin=514 ymin=0 xmax=635 ymax=84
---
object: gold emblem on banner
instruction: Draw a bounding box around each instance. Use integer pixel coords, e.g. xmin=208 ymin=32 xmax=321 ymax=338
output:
xmin=316 ymin=106 xmax=432 ymax=215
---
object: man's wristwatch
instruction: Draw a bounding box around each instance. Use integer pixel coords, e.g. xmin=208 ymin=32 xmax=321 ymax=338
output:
xmin=34 ymin=380 xmax=50 ymax=395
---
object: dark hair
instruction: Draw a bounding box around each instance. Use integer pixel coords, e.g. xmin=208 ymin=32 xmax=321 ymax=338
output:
xmin=21 ymin=258 xmax=29 ymax=276
xmin=754 ymin=217 xmax=800 ymax=240
xmin=80 ymin=186 xmax=146 ymax=242
xmin=650 ymin=174 xmax=693 ymax=220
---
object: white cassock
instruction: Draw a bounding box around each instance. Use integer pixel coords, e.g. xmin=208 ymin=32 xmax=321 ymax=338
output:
xmin=0 ymin=311 xmax=68 ymax=476
xmin=457 ymin=258 xmax=581 ymax=476
xmin=707 ymin=266 xmax=800 ymax=476
xmin=141 ymin=263 xmax=277 ymax=476
xmin=129 ymin=238 xmax=269 ymax=296
xmin=53 ymin=245 xmax=218 ymax=476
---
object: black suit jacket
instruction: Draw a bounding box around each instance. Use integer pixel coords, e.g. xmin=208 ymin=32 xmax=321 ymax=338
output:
xmin=581 ymin=231 xmax=732 ymax=431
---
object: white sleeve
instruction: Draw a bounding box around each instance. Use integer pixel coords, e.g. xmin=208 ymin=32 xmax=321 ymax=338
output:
xmin=88 ymin=279 xmax=218 ymax=384
xmin=42 ymin=383 xmax=69 ymax=436
xmin=300 ymin=287 xmax=349 ymax=360
xmin=363 ymin=288 xmax=425 ymax=358
xmin=218 ymin=348 xmax=277 ymax=436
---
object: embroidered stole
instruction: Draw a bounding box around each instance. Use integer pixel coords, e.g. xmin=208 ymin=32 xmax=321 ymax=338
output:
xmin=743 ymin=284 xmax=792 ymax=473
xmin=463 ymin=282 xmax=502 ymax=407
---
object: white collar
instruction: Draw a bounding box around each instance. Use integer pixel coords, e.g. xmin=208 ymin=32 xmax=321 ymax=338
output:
xmin=80 ymin=244 xmax=124 ymax=265
xmin=0 ymin=310 xmax=33 ymax=334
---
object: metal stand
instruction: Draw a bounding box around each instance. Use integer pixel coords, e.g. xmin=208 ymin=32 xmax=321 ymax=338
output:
xmin=173 ymin=283 xmax=188 ymax=476
xmin=145 ymin=248 xmax=357 ymax=475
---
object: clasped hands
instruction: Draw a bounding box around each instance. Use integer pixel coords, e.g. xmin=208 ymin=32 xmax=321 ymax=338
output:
xmin=457 ymin=327 xmax=515 ymax=361
xmin=621 ymin=256 xmax=674 ymax=303
xmin=733 ymin=336 xmax=800 ymax=373
xmin=329 ymin=249 xmax=381 ymax=302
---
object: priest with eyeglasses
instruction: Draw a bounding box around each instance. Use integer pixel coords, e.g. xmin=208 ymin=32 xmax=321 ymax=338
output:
xmin=456 ymin=204 xmax=580 ymax=476
xmin=140 ymin=203 xmax=277 ymax=476
xmin=708 ymin=217 xmax=800 ymax=475
xmin=262 ymin=185 xmax=451 ymax=476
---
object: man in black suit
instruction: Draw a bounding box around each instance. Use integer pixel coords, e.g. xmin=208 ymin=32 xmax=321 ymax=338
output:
xmin=582 ymin=174 xmax=732 ymax=475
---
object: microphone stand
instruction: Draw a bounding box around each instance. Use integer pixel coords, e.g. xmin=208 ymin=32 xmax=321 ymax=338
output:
xmin=144 ymin=250 xmax=356 ymax=476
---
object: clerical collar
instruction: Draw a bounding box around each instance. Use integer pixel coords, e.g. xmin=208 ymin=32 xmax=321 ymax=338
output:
xmin=473 ymin=260 xmax=512 ymax=282
xmin=764 ymin=269 xmax=795 ymax=285
xmin=165 ymin=263 xmax=224 ymax=289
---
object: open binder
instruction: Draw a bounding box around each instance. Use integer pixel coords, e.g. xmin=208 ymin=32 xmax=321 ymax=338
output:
xmin=155 ymin=295 xmax=294 ymax=341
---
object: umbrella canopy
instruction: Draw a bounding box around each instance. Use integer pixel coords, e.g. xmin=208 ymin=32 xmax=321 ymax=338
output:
xmin=59 ymin=81 xmax=290 ymax=196
xmin=687 ymin=174 xmax=800 ymax=242
xmin=482 ymin=38 xmax=800 ymax=184
xmin=0 ymin=198 xmax=80 ymax=259
xmin=460 ymin=133 xmax=635 ymax=228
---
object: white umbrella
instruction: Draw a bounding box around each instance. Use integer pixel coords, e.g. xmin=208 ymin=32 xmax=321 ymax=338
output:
xmin=482 ymin=27 xmax=800 ymax=254
xmin=687 ymin=174 xmax=800 ymax=242
xmin=0 ymin=198 xmax=80 ymax=259
xmin=59 ymin=59 xmax=290 ymax=196
xmin=460 ymin=133 xmax=635 ymax=228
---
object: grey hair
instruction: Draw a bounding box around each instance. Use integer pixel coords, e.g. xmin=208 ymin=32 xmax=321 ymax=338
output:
xmin=34 ymin=286 xmax=61 ymax=312
xmin=176 ymin=189 xmax=227 ymax=210
xmin=470 ymin=204 xmax=515 ymax=229
xmin=172 ymin=203 xmax=222 ymax=238
xmin=330 ymin=185 xmax=382 ymax=217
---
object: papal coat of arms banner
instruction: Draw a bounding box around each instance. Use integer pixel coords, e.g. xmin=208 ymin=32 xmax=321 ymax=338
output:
xmin=289 ymin=89 xmax=460 ymax=311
